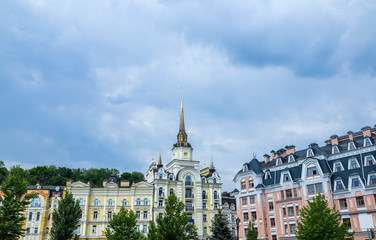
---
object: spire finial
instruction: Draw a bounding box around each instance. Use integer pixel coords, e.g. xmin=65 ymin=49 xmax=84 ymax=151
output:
xmin=174 ymin=88 xmax=191 ymax=148
xmin=179 ymin=87 xmax=185 ymax=132
xmin=210 ymin=155 xmax=214 ymax=169
xmin=157 ymin=152 xmax=163 ymax=167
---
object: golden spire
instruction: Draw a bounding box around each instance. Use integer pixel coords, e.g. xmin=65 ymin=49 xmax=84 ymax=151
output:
xmin=174 ymin=88 xmax=191 ymax=148
xmin=210 ymin=155 xmax=215 ymax=169
xmin=179 ymin=96 xmax=185 ymax=132
xmin=157 ymin=152 xmax=163 ymax=167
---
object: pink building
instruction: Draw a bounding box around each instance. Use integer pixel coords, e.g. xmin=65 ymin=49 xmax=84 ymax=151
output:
xmin=233 ymin=126 xmax=376 ymax=240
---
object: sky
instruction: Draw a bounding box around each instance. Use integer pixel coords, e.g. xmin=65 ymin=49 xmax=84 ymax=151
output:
xmin=1 ymin=0 xmax=376 ymax=191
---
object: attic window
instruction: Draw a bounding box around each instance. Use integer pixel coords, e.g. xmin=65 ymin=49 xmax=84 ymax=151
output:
xmin=249 ymin=179 xmax=254 ymax=188
xmin=265 ymin=171 xmax=271 ymax=180
xmin=169 ymin=174 xmax=174 ymax=181
xmin=364 ymin=138 xmax=372 ymax=147
xmin=276 ymin=158 xmax=282 ymax=165
xmin=332 ymin=145 xmax=340 ymax=154
xmin=348 ymin=142 xmax=356 ymax=150
xmin=283 ymin=173 xmax=290 ymax=182
xmin=349 ymin=159 xmax=360 ymax=169
xmin=243 ymin=165 xmax=248 ymax=172
xmin=365 ymin=155 xmax=375 ymax=166
xmin=307 ymin=149 xmax=314 ymax=157
xmin=241 ymin=182 xmax=246 ymax=190
xmin=335 ymin=180 xmax=345 ymax=191
xmin=333 ymin=162 xmax=343 ymax=172
xmin=307 ymin=166 xmax=318 ymax=176
xmin=159 ymin=173 xmax=163 ymax=179
xmin=288 ymin=155 xmax=295 ymax=163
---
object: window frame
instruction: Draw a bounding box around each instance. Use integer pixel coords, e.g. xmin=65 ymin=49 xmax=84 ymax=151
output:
xmin=348 ymin=158 xmax=360 ymax=169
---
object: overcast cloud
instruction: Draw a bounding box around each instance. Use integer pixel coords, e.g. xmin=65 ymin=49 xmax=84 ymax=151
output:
xmin=1 ymin=0 xmax=376 ymax=190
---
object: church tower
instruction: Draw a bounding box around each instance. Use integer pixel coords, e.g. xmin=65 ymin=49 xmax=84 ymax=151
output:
xmin=172 ymin=97 xmax=193 ymax=161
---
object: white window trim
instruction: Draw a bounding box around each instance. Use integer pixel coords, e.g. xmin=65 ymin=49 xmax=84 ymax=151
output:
xmin=364 ymin=155 xmax=376 ymax=166
xmin=288 ymin=154 xmax=295 ymax=163
xmin=363 ymin=137 xmax=372 ymax=147
xmin=348 ymin=175 xmax=364 ymax=191
xmin=333 ymin=161 xmax=344 ymax=172
xmin=367 ymin=173 xmax=376 ymax=186
xmin=334 ymin=179 xmax=346 ymax=191
xmin=348 ymin=141 xmax=356 ymax=150
xmin=276 ymin=158 xmax=282 ymax=165
xmin=332 ymin=145 xmax=340 ymax=154
xmin=306 ymin=149 xmax=314 ymax=157
xmin=280 ymin=171 xmax=292 ymax=184
xmin=265 ymin=171 xmax=272 ymax=180
xmin=348 ymin=158 xmax=360 ymax=169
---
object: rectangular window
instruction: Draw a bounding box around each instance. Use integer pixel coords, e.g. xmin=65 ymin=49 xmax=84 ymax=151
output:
xmin=335 ymin=163 xmax=342 ymax=172
xmin=372 ymin=176 xmax=376 ymax=185
xmin=29 ymin=212 xmax=33 ymax=221
xmin=251 ymin=211 xmax=257 ymax=220
xmin=285 ymin=225 xmax=289 ymax=234
xmin=343 ymin=218 xmax=351 ymax=228
xmin=352 ymin=178 xmax=361 ymax=187
xmin=336 ymin=181 xmax=344 ymax=190
xmin=136 ymin=225 xmax=140 ymax=232
xmin=286 ymin=189 xmax=292 ymax=198
xmin=249 ymin=179 xmax=254 ymax=188
xmin=214 ymin=203 xmax=218 ymax=209
xmin=281 ymin=190 xmax=284 ymax=199
xmin=203 ymin=214 xmax=207 ymax=222
xmin=143 ymin=225 xmax=148 ymax=233
xmin=92 ymin=225 xmax=97 ymax=233
xmin=36 ymin=212 xmax=40 ymax=221
xmin=93 ymin=211 xmax=98 ymax=220
xmin=144 ymin=211 xmax=148 ymax=219
xmin=268 ymin=201 xmax=274 ymax=211
xmin=272 ymin=235 xmax=277 ymax=240
xmin=315 ymin=183 xmax=323 ymax=193
xmin=34 ymin=227 xmax=38 ymax=234
xmin=242 ymin=197 xmax=247 ymax=205
xmin=108 ymin=212 xmax=112 ymax=220
xmin=295 ymin=205 xmax=299 ymax=216
xmin=243 ymin=212 xmax=249 ymax=221
xmin=307 ymin=166 xmax=318 ymax=176
xmin=241 ymin=182 xmax=246 ymax=190
xmin=158 ymin=200 xmax=163 ymax=207
xmin=356 ymin=196 xmax=365 ymax=207
xmin=203 ymin=202 xmax=207 ymax=209
xmin=288 ymin=206 xmax=294 ymax=216
xmin=290 ymin=224 xmax=296 ymax=234
xmin=136 ymin=211 xmax=140 ymax=219
xmin=293 ymin=188 xmax=297 ymax=197
xmin=283 ymin=207 xmax=286 ymax=217
xmin=350 ymin=160 xmax=358 ymax=169
xmin=366 ymin=156 xmax=374 ymax=166
xmin=204 ymin=227 xmax=208 ymax=235
xmin=250 ymin=195 xmax=255 ymax=204
xmin=283 ymin=173 xmax=290 ymax=182
xmin=307 ymin=184 xmax=315 ymax=194
xmin=26 ymin=228 xmax=30 ymax=234
xmin=270 ymin=218 xmax=275 ymax=227
xmin=339 ymin=199 xmax=347 ymax=209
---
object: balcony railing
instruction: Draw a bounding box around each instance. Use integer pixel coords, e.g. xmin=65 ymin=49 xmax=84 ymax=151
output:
xmin=185 ymin=206 xmax=194 ymax=212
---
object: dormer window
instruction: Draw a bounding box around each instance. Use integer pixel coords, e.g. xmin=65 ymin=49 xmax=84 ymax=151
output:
xmin=307 ymin=149 xmax=314 ymax=157
xmin=288 ymin=155 xmax=295 ymax=163
xmin=365 ymin=155 xmax=375 ymax=166
xmin=332 ymin=145 xmax=340 ymax=154
xmin=364 ymin=138 xmax=372 ymax=147
xmin=265 ymin=171 xmax=271 ymax=180
xmin=241 ymin=181 xmax=246 ymax=190
xmin=335 ymin=180 xmax=345 ymax=190
xmin=351 ymin=178 xmax=361 ymax=187
xmin=348 ymin=141 xmax=356 ymax=150
xmin=368 ymin=174 xmax=376 ymax=185
xmin=276 ymin=158 xmax=282 ymax=165
xmin=169 ymin=174 xmax=174 ymax=181
xmin=283 ymin=173 xmax=290 ymax=182
xmin=307 ymin=166 xmax=318 ymax=176
xmin=243 ymin=165 xmax=248 ymax=172
xmin=349 ymin=159 xmax=360 ymax=169
xmin=333 ymin=162 xmax=343 ymax=172
xmin=201 ymin=177 xmax=206 ymax=183
xmin=159 ymin=173 xmax=163 ymax=179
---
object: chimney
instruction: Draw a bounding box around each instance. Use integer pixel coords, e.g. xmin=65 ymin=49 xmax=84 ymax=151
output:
xmin=271 ymin=150 xmax=276 ymax=159
xmin=361 ymin=126 xmax=371 ymax=137
xmin=347 ymin=131 xmax=354 ymax=141
xmin=120 ymin=180 xmax=130 ymax=188
xmin=264 ymin=154 xmax=271 ymax=164
xmin=285 ymin=145 xmax=295 ymax=155
xmin=330 ymin=135 xmax=339 ymax=145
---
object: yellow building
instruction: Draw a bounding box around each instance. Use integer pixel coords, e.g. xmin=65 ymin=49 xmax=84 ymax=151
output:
xmin=22 ymin=184 xmax=64 ymax=240
xmin=66 ymin=177 xmax=154 ymax=239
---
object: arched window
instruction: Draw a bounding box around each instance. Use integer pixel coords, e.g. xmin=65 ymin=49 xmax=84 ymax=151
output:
xmin=169 ymin=174 xmax=174 ymax=181
xmin=159 ymin=173 xmax=163 ymax=179
xmin=213 ymin=178 xmax=217 ymax=183
xmin=122 ymin=199 xmax=127 ymax=206
xmin=136 ymin=198 xmax=141 ymax=205
xmin=94 ymin=199 xmax=99 ymax=206
xmin=144 ymin=198 xmax=148 ymax=205
xmin=185 ymin=176 xmax=193 ymax=186
xmin=202 ymin=190 xmax=207 ymax=200
xmin=169 ymin=188 xmax=174 ymax=195
xmin=201 ymin=177 xmax=206 ymax=183
xmin=47 ymin=214 xmax=51 ymax=221
xmin=159 ymin=187 xmax=164 ymax=197
xmin=79 ymin=198 xmax=84 ymax=206
xmin=108 ymin=199 xmax=113 ymax=206
xmin=214 ymin=190 xmax=218 ymax=200
xmin=45 ymin=227 xmax=49 ymax=234
xmin=31 ymin=197 xmax=41 ymax=207
xmin=230 ymin=203 xmax=235 ymax=210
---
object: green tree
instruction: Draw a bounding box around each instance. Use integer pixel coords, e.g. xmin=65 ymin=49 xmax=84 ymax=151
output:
xmin=121 ymin=171 xmax=144 ymax=185
xmin=0 ymin=166 xmax=35 ymax=240
xmin=106 ymin=207 xmax=143 ymax=240
xmin=246 ymin=219 xmax=258 ymax=240
xmin=296 ymin=193 xmax=354 ymax=240
xmin=210 ymin=209 xmax=235 ymax=240
xmin=51 ymin=191 xmax=82 ymax=240
xmin=147 ymin=193 xmax=197 ymax=240
xmin=0 ymin=161 xmax=8 ymax=184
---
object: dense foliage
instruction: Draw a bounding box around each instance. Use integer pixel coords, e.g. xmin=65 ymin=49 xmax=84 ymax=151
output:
xmin=106 ymin=207 xmax=143 ymax=240
xmin=210 ymin=209 xmax=235 ymax=240
xmin=147 ymin=193 xmax=197 ymax=240
xmin=0 ymin=163 xmax=144 ymax=186
xmin=246 ymin=219 xmax=258 ymax=240
xmin=51 ymin=191 xmax=82 ymax=240
xmin=0 ymin=166 xmax=35 ymax=240
xmin=296 ymin=193 xmax=354 ymax=240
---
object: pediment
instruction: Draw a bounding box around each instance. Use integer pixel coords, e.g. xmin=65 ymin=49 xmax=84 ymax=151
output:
xmin=70 ymin=181 xmax=90 ymax=188
xmin=133 ymin=181 xmax=153 ymax=188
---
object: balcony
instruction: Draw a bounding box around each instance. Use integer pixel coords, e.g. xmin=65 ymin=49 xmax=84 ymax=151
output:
xmin=185 ymin=206 xmax=194 ymax=212
xmin=185 ymin=193 xmax=194 ymax=199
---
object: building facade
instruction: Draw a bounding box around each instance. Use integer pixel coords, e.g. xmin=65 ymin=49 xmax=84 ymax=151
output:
xmin=234 ymin=126 xmax=376 ymax=240
xmin=144 ymin=99 xmax=222 ymax=239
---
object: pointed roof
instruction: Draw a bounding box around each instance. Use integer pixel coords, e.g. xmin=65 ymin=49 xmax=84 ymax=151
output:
xmin=210 ymin=156 xmax=215 ymax=173
xmin=173 ymin=92 xmax=191 ymax=148
xmin=157 ymin=152 xmax=163 ymax=168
